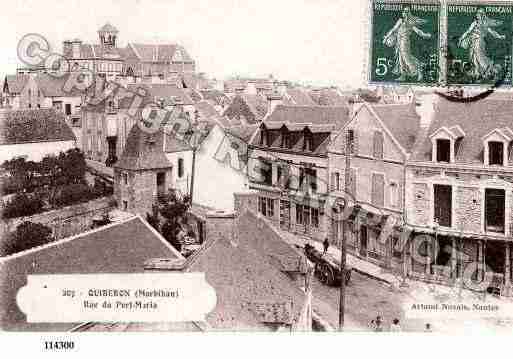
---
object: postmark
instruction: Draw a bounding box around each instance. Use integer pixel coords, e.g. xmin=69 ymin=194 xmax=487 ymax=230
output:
xmin=446 ymin=2 xmax=512 ymax=86
xmin=369 ymin=0 xmax=441 ymax=85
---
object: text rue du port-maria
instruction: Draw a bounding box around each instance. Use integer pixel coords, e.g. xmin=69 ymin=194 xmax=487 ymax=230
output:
xmin=83 ymin=288 xmax=179 ymax=310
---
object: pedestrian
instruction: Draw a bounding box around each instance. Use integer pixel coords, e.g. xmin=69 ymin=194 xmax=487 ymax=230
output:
xmin=424 ymin=323 xmax=432 ymax=332
xmin=323 ymin=237 xmax=329 ymax=255
xmin=390 ymin=318 xmax=401 ymax=332
xmin=370 ymin=315 xmax=384 ymax=332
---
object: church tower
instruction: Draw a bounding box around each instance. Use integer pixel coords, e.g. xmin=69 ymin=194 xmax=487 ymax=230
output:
xmin=98 ymin=23 xmax=119 ymax=49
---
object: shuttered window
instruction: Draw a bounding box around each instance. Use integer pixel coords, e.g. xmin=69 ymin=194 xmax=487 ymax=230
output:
xmin=371 ymin=173 xmax=385 ymax=207
xmin=373 ymin=131 xmax=384 ymax=159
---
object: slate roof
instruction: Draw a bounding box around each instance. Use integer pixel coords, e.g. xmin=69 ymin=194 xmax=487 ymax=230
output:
xmin=35 ymin=73 xmax=84 ymax=97
xmin=67 ymin=43 xmax=125 ymax=60
xmin=0 ymin=216 xmax=183 ymax=331
xmin=184 ymin=210 xmax=308 ymax=330
xmin=410 ymin=98 xmax=513 ymax=165
xmin=3 ymin=75 xmax=29 ymax=94
xmin=222 ymin=94 xmax=268 ymax=124
xmin=283 ymin=88 xmax=317 ymax=106
xmin=0 ymin=109 xmax=76 ymax=145
xmin=370 ymin=103 xmax=421 ymax=153
xmin=127 ymin=43 xmax=194 ymax=63
xmin=264 ymin=104 xmax=349 ymax=128
xmin=224 ymin=124 xmax=259 ymax=143
xmin=199 ymin=89 xmax=230 ymax=106
xmin=194 ymin=101 xmax=220 ymax=120
xmin=114 ymin=124 xmax=173 ymax=170
xmin=250 ymin=105 xmax=350 ymax=155
xmin=126 ymin=84 xmax=193 ymax=106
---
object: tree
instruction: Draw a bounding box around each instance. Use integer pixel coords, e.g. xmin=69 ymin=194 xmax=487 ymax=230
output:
xmin=59 ymin=148 xmax=86 ymax=185
xmin=1 ymin=221 xmax=52 ymax=256
xmin=2 ymin=193 xmax=44 ymax=219
xmin=155 ymin=190 xmax=191 ymax=252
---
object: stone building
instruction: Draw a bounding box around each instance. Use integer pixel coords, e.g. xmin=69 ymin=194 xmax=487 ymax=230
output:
xmin=248 ymin=104 xmax=349 ymax=240
xmin=406 ymin=98 xmax=513 ymax=295
xmin=328 ymin=102 xmax=421 ymax=274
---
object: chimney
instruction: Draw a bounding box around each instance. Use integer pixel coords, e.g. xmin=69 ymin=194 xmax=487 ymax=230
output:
xmin=71 ymin=39 xmax=82 ymax=59
xmin=205 ymin=210 xmax=235 ymax=244
xmin=415 ymin=92 xmax=438 ymax=128
xmin=63 ymin=40 xmax=73 ymax=58
xmin=267 ymin=92 xmax=283 ymax=116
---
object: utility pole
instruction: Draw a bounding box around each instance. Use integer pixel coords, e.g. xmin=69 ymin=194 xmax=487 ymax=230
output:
xmin=339 ymin=129 xmax=352 ymax=331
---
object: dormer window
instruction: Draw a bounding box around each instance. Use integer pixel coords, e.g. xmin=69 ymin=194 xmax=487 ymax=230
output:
xmin=436 ymin=139 xmax=451 ymax=163
xmin=280 ymin=126 xmax=289 ymax=148
xmin=259 ymin=127 xmax=269 ymax=146
xmin=488 ymin=142 xmax=504 ymax=166
xmin=482 ymin=127 xmax=513 ymax=167
xmin=429 ymin=126 xmax=465 ymax=164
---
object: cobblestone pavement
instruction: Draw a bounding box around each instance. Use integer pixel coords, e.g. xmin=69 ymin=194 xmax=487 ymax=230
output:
xmin=311 ymin=270 xmax=416 ymax=331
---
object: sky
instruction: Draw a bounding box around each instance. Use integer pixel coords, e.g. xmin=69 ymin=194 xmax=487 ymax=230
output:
xmin=0 ymin=0 xmax=366 ymax=88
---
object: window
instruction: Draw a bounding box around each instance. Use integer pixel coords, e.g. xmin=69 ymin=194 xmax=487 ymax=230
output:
xmin=373 ymin=131 xmax=384 ymax=159
xmin=334 ymin=172 xmax=340 ymax=191
xmin=65 ymin=103 xmax=72 ymax=116
xmin=371 ymin=173 xmax=385 ymax=207
xmin=434 ymin=184 xmax=452 ymax=227
xmin=349 ymin=168 xmax=357 ymax=197
xmin=311 ymin=207 xmax=319 ymax=228
xmin=296 ymin=204 xmax=304 ymax=224
xmin=281 ymin=128 xmax=289 ymax=148
xmin=392 ymin=237 xmax=402 ymax=259
xmin=488 ymin=141 xmax=504 ymax=166
xmin=260 ymin=128 xmax=269 ymax=146
xmin=299 ymin=168 xmax=306 ymax=191
xmin=276 ymin=165 xmax=282 ymax=186
xmin=97 ymin=137 xmax=102 ymax=153
xmin=123 ymin=172 xmax=128 ymax=185
xmin=390 ymin=182 xmax=399 ymax=208
xmin=347 ymin=129 xmax=355 ymax=154
xmin=436 ymin=139 xmax=451 ymax=162
xmin=258 ymin=197 xmax=274 ymax=217
xmin=303 ymin=205 xmax=310 ymax=226
xmin=122 ymin=200 xmax=128 ymax=210
xmin=259 ymin=158 xmax=272 ymax=186
xmin=303 ymin=131 xmax=313 ymax=152
xmin=307 ymin=167 xmax=317 ymax=192
xmin=485 ymin=188 xmax=505 ymax=233
xmin=178 ymin=158 xmax=184 ymax=178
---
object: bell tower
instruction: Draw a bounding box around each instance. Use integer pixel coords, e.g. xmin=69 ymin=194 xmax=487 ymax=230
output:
xmin=98 ymin=23 xmax=119 ymax=48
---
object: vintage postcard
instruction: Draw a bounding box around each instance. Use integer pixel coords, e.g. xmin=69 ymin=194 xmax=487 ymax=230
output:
xmin=1 ymin=0 xmax=513 ymax=355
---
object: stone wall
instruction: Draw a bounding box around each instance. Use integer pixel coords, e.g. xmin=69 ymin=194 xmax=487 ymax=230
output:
xmin=455 ymin=186 xmax=481 ymax=233
xmin=1 ymin=196 xmax=114 ymax=240
xmin=413 ymin=183 xmax=430 ymax=226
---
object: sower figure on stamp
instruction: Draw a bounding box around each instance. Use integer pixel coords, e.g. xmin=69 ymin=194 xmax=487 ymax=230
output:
xmin=383 ymin=7 xmax=432 ymax=81
xmin=458 ymin=9 xmax=505 ymax=80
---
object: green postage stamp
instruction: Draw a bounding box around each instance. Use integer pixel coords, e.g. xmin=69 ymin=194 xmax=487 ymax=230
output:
xmin=369 ymin=1 xmax=440 ymax=85
xmin=446 ymin=3 xmax=512 ymax=86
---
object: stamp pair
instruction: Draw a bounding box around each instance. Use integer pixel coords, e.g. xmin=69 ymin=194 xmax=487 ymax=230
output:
xmin=369 ymin=0 xmax=513 ymax=86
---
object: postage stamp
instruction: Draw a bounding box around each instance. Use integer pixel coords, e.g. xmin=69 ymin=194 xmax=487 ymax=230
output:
xmin=446 ymin=3 xmax=513 ymax=86
xmin=369 ymin=0 xmax=441 ymax=85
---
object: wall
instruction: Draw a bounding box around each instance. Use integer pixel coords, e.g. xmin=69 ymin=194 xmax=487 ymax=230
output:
xmin=194 ymin=126 xmax=249 ymax=211
xmin=406 ymin=167 xmax=513 ymax=236
xmin=328 ymin=105 xmax=405 ymax=213
xmin=0 ymin=140 xmax=76 ymax=163
xmin=1 ymin=196 xmax=113 ymax=240
xmin=166 ymin=150 xmax=193 ymax=196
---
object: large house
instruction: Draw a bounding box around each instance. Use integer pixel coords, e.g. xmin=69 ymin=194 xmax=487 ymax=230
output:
xmin=62 ymin=23 xmax=195 ymax=83
xmin=248 ymin=105 xmax=350 ymax=240
xmin=328 ymin=102 xmax=421 ymax=273
xmin=406 ymin=98 xmax=513 ymax=294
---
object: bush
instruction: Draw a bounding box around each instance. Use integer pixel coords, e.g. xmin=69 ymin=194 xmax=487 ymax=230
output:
xmin=54 ymin=183 xmax=93 ymax=207
xmin=1 ymin=221 xmax=52 ymax=256
xmin=2 ymin=193 xmax=44 ymax=219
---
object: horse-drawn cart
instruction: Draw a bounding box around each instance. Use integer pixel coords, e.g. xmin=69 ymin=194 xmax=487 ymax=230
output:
xmin=304 ymin=243 xmax=352 ymax=286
